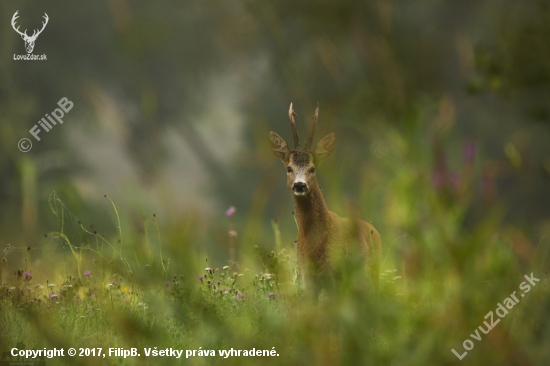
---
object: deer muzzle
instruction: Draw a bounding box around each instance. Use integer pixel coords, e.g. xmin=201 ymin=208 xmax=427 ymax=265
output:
xmin=292 ymin=182 xmax=308 ymax=196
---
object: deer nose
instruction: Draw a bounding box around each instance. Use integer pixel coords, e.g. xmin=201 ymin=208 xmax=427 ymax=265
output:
xmin=293 ymin=182 xmax=307 ymax=192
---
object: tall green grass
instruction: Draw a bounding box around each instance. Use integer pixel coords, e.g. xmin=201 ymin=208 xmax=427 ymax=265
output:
xmin=1 ymin=119 xmax=549 ymax=366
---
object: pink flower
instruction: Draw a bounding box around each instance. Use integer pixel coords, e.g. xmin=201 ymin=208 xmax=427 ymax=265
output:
xmin=225 ymin=206 xmax=236 ymax=217
xmin=462 ymin=140 xmax=477 ymax=165
xmin=84 ymin=271 xmax=91 ymax=277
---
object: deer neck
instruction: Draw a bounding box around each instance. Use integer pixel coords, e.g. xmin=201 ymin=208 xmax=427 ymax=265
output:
xmin=293 ymin=181 xmax=331 ymax=259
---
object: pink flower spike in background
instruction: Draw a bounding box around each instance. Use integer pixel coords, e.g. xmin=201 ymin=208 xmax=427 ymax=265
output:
xmin=462 ymin=140 xmax=477 ymax=165
xmin=84 ymin=270 xmax=91 ymax=277
xmin=226 ymin=206 xmax=236 ymax=217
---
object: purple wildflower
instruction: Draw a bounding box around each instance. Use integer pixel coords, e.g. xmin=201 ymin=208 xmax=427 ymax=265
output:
xmin=225 ymin=206 xmax=236 ymax=217
xmin=49 ymin=292 xmax=58 ymax=299
xmin=462 ymin=140 xmax=477 ymax=165
xmin=449 ymin=171 xmax=461 ymax=191
xmin=24 ymin=272 xmax=32 ymax=281
xmin=84 ymin=271 xmax=91 ymax=277
xmin=432 ymin=170 xmax=446 ymax=190
xmin=237 ymin=293 xmax=243 ymax=300
xmin=198 ymin=275 xmax=204 ymax=282
xmin=267 ymin=292 xmax=275 ymax=299
xmin=432 ymin=169 xmax=462 ymax=193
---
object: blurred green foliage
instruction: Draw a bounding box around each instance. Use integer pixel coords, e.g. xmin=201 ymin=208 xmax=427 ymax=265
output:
xmin=1 ymin=116 xmax=550 ymax=364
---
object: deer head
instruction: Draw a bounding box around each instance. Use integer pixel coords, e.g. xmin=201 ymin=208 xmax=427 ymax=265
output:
xmin=270 ymin=103 xmax=335 ymax=196
xmin=11 ymin=11 xmax=49 ymax=54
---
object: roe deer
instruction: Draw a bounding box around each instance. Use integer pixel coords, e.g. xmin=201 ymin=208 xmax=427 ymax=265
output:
xmin=269 ymin=103 xmax=381 ymax=291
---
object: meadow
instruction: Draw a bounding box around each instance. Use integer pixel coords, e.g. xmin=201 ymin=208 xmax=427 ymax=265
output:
xmin=3 ymin=0 xmax=550 ymax=365
xmin=2 ymin=112 xmax=549 ymax=366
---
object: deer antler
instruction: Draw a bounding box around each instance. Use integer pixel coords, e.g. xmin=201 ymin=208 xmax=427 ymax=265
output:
xmin=31 ymin=13 xmax=49 ymax=39
xmin=11 ymin=11 xmax=48 ymax=40
xmin=288 ymin=103 xmax=300 ymax=149
xmin=11 ymin=11 xmax=28 ymax=37
xmin=306 ymin=103 xmax=319 ymax=150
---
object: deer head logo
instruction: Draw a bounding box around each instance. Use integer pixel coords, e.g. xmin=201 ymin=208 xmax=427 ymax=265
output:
xmin=11 ymin=11 xmax=49 ymax=54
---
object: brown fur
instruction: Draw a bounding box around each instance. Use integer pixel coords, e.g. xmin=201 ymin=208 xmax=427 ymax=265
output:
xmin=269 ymin=105 xmax=381 ymax=291
xmin=293 ymin=173 xmax=382 ymax=289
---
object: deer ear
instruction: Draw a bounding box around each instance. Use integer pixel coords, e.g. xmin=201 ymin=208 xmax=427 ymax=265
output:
xmin=313 ymin=133 xmax=335 ymax=163
xmin=269 ymin=132 xmax=291 ymax=162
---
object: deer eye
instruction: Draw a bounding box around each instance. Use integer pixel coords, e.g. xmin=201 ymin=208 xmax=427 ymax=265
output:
xmin=287 ymin=167 xmax=293 ymax=173
xmin=309 ymin=167 xmax=316 ymax=174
